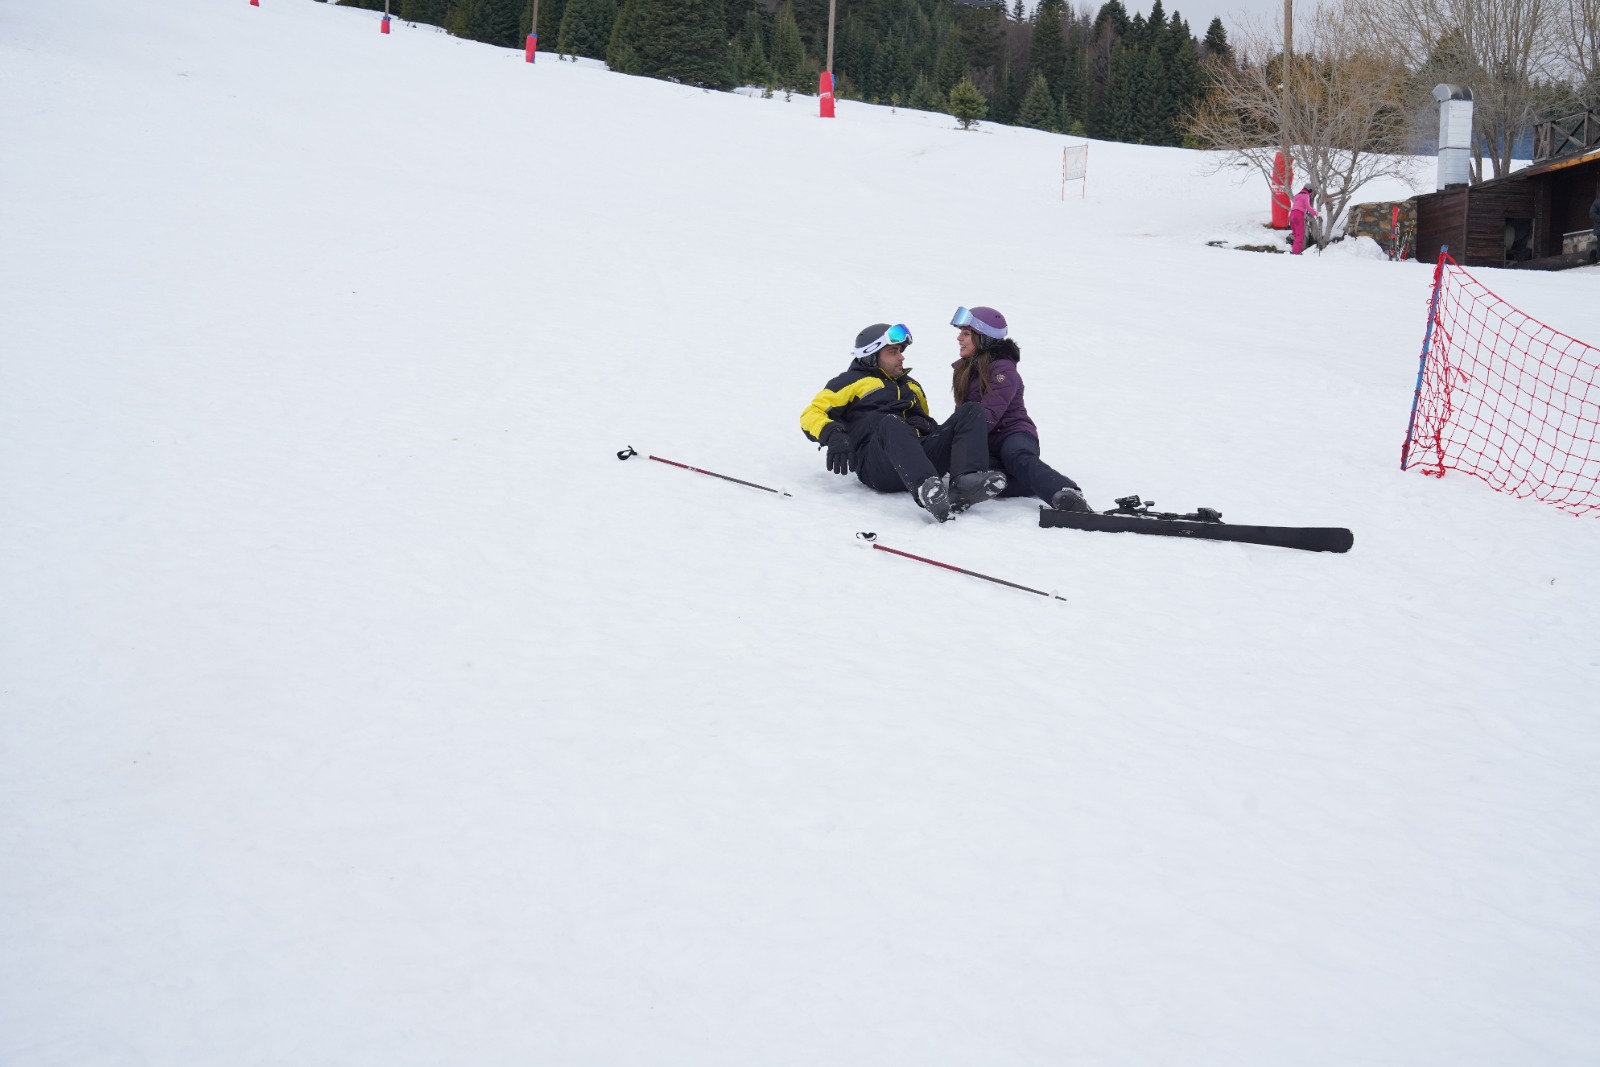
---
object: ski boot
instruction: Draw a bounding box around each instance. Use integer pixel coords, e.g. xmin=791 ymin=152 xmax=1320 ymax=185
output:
xmin=915 ymin=474 xmax=952 ymax=523
xmin=949 ymin=470 xmax=1007 ymax=513
xmin=1050 ymin=486 xmax=1094 ymax=513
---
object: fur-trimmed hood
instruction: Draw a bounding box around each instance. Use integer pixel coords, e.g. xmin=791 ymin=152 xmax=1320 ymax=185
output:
xmin=988 ymin=338 xmax=1021 ymax=364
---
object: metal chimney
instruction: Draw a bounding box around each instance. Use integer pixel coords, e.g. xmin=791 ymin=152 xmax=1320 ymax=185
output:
xmin=1433 ymin=84 xmax=1473 ymax=189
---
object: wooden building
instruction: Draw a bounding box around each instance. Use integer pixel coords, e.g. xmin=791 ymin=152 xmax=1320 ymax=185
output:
xmin=1413 ymin=119 xmax=1600 ymax=270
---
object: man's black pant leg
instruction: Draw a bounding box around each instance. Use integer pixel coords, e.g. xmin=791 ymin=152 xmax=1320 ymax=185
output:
xmin=921 ymin=402 xmax=991 ymax=477
xmin=857 ymin=415 xmax=937 ymax=493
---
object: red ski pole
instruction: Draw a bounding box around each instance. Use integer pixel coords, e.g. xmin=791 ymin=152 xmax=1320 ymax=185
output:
xmin=617 ymin=446 xmax=791 ymax=497
xmin=856 ymin=533 xmax=1065 ymax=601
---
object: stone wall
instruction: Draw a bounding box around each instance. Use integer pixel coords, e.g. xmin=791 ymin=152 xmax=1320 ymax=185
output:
xmin=1344 ymin=200 xmax=1418 ymax=256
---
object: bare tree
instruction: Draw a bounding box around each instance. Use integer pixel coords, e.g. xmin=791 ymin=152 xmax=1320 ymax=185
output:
xmin=1557 ymin=0 xmax=1600 ymax=108
xmin=1345 ymin=0 xmax=1563 ymax=180
xmin=1186 ymin=3 xmax=1417 ymax=248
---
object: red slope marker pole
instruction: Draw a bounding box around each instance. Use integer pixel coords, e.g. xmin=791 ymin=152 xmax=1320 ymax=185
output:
xmin=856 ymin=533 xmax=1065 ymax=601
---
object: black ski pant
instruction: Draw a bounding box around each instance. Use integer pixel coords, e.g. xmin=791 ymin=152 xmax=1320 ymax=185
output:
xmin=991 ymin=431 xmax=1080 ymax=502
xmin=856 ymin=402 xmax=991 ymax=494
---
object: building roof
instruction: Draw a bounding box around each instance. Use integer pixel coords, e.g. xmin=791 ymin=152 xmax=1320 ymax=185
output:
xmin=1475 ymin=145 xmax=1600 ymax=190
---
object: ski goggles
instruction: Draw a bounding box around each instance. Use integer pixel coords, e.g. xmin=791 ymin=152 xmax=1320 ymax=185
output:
xmin=949 ymin=306 xmax=1007 ymax=340
xmin=852 ymin=323 xmax=913 ymax=359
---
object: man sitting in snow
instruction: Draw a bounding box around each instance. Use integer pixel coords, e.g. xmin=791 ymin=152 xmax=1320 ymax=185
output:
xmin=800 ymin=322 xmax=1006 ymax=523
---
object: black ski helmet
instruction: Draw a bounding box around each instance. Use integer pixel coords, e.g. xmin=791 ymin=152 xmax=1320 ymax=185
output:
xmin=851 ymin=322 xmax=913 ymax=366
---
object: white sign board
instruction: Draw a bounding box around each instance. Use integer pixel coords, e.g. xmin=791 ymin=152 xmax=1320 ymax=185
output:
xmin=1061 ymin=144 xmax=1088 ymax=200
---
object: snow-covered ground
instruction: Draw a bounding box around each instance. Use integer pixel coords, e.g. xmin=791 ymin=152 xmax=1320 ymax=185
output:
xmin=3 ymin=1 xmax=1598 ymax=1063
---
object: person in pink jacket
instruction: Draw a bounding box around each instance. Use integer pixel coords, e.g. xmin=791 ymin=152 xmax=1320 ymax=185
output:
xmin=1290 ymin=184 xmax=1319 ymax=255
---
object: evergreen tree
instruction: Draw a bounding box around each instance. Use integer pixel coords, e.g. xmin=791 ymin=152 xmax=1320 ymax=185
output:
xmin=870 ymin=35 xmax=901 ymax=100
xmin=769 ymin=1 xmax=808 ymax=91
xmin=908 ymin=73 xmax=945 ymax=112
xmin=990 ymin=67 xmax=1021 ymax=125
xmin=735 ymin=8 xmax=775 ymax=85
xmin=1098 ymin=41 xmax=1137 ymax=140
xmin=1201 ymin=17 xmax=1231 ymax=65
xmin=1130 ymin=46 xmax=1162 ymax=143
xmin=398 ymin=0 xmax=453 ymax=24
xmin=1092 ymin=0 xmax=1129 ymax=39
xmin=1160 ymin=15 xmax=1203 ymax=144
xmin=887 ymin=36 xmax=918 ymax=100
xmin=738 ymin=8 xmax=766 ymax=56
xmin=948 ymin=75 xmax=988 ymax=128
xmin=556 ymin=0 xmax=614 ymax=59
xmin=834 ymin=19 xmax=867 ymax=96
xmin=1126 ymin=12 xmax=1147 ymax=50
xmin=1059 ymin=40 xmax=1089 ymax=130
xmin=607 ymin=0 xmax=642 ymax=72
xmin=615 ymin=0 xmax=733 ymax=88
xmin=1016 ymin=71 xmax=1060 ymax=131
xmin=933 ymin=36 xmax=967 ymax=94
xmin=741 ymin=29 xmax=776 ymax=86
xmin=962 ymin=4 xmax=1005 ymax=74
xmin=1146 ymin=0 xmax=1166 ymax=42
xmin=723 ymin=0 xmax=758 ymax=41
xmin=449 ymin=0 xmax=521 ymax=46
xmin=1029 ymin=0 xmax=1067 ymax=93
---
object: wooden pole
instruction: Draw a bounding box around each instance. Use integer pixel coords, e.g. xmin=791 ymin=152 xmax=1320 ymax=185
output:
xmin=826 ymin=0 xmax=837 ymax=76
xmin=1282 ymin=0 xmax=1292 ymax=170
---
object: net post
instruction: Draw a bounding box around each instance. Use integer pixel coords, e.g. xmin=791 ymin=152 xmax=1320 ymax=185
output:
xmin=1401 ymin=245 xmax=1449 ymax=471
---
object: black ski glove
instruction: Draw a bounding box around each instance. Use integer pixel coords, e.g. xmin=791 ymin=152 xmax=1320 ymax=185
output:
xmin=824 ymin=426 xmax=854 ymax=475
xmin=906 ymin=414 xmax=939 ymax=437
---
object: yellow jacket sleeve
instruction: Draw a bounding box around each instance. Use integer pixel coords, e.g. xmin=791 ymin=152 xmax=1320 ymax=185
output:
xmin=800 ymin=377 xmax=883 ymax=442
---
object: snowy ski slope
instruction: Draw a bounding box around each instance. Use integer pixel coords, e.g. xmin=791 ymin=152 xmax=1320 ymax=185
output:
xmin=2 ymin=1 xmax=1598 ymax=1063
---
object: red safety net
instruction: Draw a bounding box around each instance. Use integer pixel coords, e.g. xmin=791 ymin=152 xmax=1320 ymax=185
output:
xmin=1402 ymin=251 xmax=1600 ymax=517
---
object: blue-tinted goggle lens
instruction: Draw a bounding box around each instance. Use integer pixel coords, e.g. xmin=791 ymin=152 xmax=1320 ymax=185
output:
xmin=950 ymin=307 xmax=1005 ymax=341
xmin=855 ymin=323 xmax=913 ymax=359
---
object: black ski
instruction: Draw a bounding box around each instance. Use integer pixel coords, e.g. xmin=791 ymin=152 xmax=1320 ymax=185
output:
xmin=1039 ymin=494 xmax=1353 ymax=553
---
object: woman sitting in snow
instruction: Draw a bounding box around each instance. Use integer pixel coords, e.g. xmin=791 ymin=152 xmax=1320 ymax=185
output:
xmin=949 ymin=305 xmax=1093 ymax=514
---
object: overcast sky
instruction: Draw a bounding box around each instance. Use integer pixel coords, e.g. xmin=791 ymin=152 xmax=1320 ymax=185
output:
xmin=1183 ymin=0 xmax=1284 ymax=36
xmin=1076 ymin=0 xmax=1289 ymax=40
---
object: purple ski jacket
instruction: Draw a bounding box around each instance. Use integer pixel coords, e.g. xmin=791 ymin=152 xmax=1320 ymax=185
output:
xmin=955 ymin=355 xmax=1038 ymax=449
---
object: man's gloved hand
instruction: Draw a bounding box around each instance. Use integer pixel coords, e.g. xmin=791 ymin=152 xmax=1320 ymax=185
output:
xmin=824 ymin=426 xmax=854 ymax=475
xmin=906 ymin=414 xmax=939 ymax=437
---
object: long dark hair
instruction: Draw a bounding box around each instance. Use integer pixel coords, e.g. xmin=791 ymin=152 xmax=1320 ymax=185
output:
xmin=951 ymin=339 xmax=1020 ymax=406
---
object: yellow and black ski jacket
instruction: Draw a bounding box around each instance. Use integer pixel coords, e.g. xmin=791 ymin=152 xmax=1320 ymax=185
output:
xmin=800 ymin=359 xmax=934 ymax=447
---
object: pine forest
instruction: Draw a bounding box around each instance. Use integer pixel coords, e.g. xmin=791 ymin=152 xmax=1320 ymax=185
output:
xmin=337 ymin=0 xmax=1238 ymax=147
